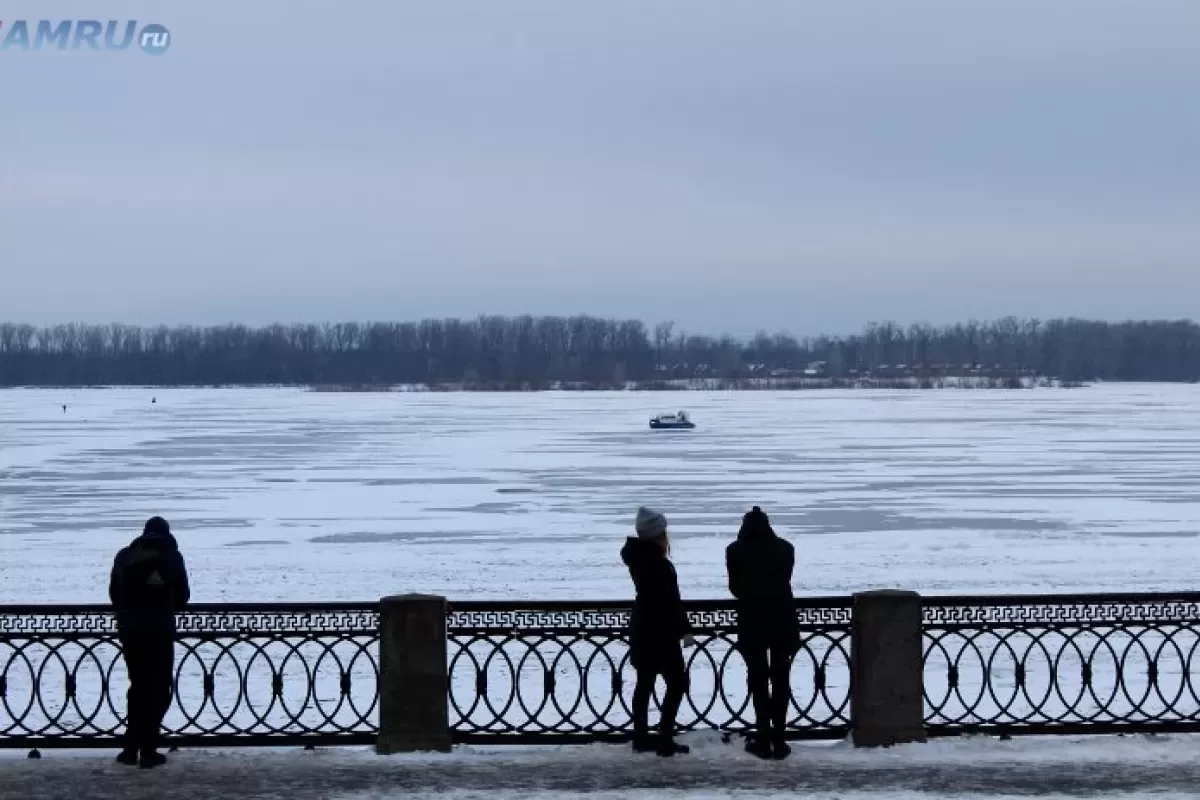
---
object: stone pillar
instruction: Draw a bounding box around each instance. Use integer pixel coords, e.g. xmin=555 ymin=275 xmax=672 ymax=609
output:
xmin=850 ymin=589 xmax=926 ymax=747
xmin=376 ymin=594 xmax=452 ymax=754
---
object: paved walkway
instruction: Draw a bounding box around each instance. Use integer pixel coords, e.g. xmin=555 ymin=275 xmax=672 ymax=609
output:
xmin=3 ymin=734 xmax=1197 ymax=799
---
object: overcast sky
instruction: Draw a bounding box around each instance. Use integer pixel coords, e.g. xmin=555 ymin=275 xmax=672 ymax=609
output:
xmin=0 ymin=0 xmax=1196 ymax=337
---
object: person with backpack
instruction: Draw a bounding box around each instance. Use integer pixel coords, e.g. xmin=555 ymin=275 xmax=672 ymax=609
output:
xmin=109 ymin=516 xmax=190 ymax=768
xmin=621 ymin=506 xmax=694 ymax=757
xmin=725 ymin=505 xmax=800 ymax=760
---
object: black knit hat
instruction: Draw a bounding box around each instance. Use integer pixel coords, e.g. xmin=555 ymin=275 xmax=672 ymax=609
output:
xmin=740 ymin=505 xmax=773 ymax=537
xmin=143 ymin=516 xmax=170 ymax=536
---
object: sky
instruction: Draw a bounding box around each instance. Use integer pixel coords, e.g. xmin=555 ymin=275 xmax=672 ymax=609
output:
xmin=0 ymin=0 xmax=1197 ymax=337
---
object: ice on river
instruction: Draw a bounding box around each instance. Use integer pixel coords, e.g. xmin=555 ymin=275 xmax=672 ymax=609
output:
xmin=1 ymin=384 xmax=1199 ymax=604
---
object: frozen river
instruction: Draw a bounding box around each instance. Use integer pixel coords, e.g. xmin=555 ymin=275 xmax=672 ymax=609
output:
xmin=1 ymin=384 xmax=1197 ymax=604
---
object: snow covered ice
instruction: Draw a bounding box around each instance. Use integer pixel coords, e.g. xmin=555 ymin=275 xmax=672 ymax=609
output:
xmin=4 ymin=384 xmax=1200 ymax=797
xmin=2 ymin=384 xmax=1199 ymax=604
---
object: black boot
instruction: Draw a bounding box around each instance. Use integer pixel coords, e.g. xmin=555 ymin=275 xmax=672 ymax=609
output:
xmin=628 ymin=714 xmax=657 ymax=758
xmin=632 ymin=733 xmax=657 ymax=753
xmin=632 ymin=707 xmax=655 ymax=753
xmin=116 ymin=749 xmax=139 ymax=766
xmin=745 ymin=736 xmax=773 ymax=760
xmin=656 ymin=737 xmax=690 ymax=757
xmin=139 ymin=750 xmax=167 ymax=769
xmin=747 ymin=714 xmax=774 ymax=760
xmin=771 ymin=696 xmax=791 ymax=760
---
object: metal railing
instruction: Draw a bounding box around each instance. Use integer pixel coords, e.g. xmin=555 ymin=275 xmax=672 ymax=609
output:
xmin=446 ymin=599 xmax=852 ymax=743
xmin=4 ymin=592 xmax=1200 ymax=749
xmin=922 ymin=592 xmax=1200 ymax=736
xmin=0 ymin=603 xmax=379 ymax=749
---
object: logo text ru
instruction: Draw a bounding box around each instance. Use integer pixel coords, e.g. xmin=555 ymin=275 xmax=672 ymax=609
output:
xmin=0 ymin=21 xmax=171 ymax=54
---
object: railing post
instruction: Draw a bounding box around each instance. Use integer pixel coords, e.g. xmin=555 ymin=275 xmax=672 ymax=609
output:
xmin=376 ymin=594 xmax=451 ymax=754
xmin=851 ymin=589 xmax=926 ymax=747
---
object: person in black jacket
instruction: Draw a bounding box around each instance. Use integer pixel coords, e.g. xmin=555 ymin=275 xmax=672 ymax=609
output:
xmin=726 ymin=505 xmax=800 ymax=760
xmin=621 ymin=506 xmax=693 ymax=757
xmin=109 ymin=516 xmax=190 ymax=769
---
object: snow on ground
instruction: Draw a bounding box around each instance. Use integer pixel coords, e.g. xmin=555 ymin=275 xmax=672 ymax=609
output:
xmin=3 ymin=384 xmax=1200 ymax=604
xmin=338 ymin=794 xmax=1194 ymax=800
xmin=3 ymin=733 xmax=1200 ymax=798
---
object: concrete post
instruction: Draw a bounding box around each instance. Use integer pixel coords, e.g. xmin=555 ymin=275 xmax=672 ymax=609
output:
xmin=850 ymin=589 xmax=926 ymax=747
xmin=376 ymin=594 xmax=452 ymax=754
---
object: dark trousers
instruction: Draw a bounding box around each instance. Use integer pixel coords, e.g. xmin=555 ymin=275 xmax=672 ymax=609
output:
xmin=631 ymin=643 xmax=688 ymax=741
xmin=119 ymin=633 xmax=175 ymax=754
xmin=741 ymin=640 xmax=794 ymax=743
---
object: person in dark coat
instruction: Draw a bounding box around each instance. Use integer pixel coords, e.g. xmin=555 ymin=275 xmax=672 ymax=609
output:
xmin=726 ymin=505 xmax=800 ymax=760
xmin=109 ymin=516 xmax=190 ymax=768
xmin=621 ymin=506 xmax=693 ymax=757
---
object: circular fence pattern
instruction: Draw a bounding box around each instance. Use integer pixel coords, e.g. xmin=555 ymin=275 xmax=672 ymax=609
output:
xmin=446 ymin=601 xmax=853 ymax=741
xmin=10 ymin=595 xmax=1200 ymax=748
xmin=923 ymin=597 xmax=1200 ymax=733
xmin=0 ymin=605 xmax=379 ymax=747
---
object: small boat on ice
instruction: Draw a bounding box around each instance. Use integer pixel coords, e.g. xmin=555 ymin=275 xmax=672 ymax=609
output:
xmin=649 ymin=410 xmax=695 ymax=430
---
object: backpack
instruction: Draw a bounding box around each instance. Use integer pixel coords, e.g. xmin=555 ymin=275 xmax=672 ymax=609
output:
xmin=117 ymin=545 xmax=174 ymax=608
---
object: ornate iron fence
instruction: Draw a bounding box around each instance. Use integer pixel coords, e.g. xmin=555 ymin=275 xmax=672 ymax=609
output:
xmin=446 ymin=599 xmax=853 ymax=743
xmin=1 ymin=598 xmax=852 ymax=748
xmin=0 ymin=603 xmax=379 ymax=749
xmin=6 ymin=593 xmax=1200 ymax=749
xmin=922 ymin=592 xmax=1200 ymax=736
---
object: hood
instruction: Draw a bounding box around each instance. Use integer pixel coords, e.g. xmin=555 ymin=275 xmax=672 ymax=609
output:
xmin=737 ymin=526 xmax=776 ymax=542
xmin=621 ymin=536 xmax=662 ymax=567
xmin=134 ymin=529 xmax=179 ymax=552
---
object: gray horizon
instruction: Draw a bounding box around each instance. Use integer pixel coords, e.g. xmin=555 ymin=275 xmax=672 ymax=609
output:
xmin=1 ymin=0 xmax=1196 ymax=338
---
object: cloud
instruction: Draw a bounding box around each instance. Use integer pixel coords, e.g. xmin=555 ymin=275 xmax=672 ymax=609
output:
xmin=0 ymin=0 xmax=1196 ymax=335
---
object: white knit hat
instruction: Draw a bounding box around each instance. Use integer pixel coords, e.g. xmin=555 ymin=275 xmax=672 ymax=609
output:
xmin=635 ymin=506 xmax=668 ymax=539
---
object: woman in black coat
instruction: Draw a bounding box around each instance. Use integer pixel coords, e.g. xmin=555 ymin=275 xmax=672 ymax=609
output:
xmin=726 ymin=505 xmax=801 ymax=760
xmin=621 ymin=506 xmax=692 ymax=757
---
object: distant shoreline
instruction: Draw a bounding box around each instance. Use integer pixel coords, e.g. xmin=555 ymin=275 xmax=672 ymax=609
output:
xmin=306 ymin=376 xmax=1083 ymax=392
xmin=1 ymin=377 xmax=1091 ymax=391
xmin=1 ymin=377 xmax=1099 ymax=391
xmin=3 ymin=316 xmax=1198 ymax=387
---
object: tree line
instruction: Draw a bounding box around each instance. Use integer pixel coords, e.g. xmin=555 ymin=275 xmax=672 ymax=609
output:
xmin=0 ymin=316 xmax=1197 ymax=387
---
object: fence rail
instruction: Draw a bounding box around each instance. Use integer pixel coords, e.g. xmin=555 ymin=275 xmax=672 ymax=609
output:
xmin=446 ymin=599 xmax=852 ymax=743
xmin=0 ymin=603 xmax=379 ymax=749
xmin=922 ymin=593 xmax=1200 ymax=737
xmin=4 ymin=592 xmax=1200 ymax=749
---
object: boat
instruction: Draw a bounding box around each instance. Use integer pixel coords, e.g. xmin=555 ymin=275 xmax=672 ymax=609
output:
xmin=649 ymin=410 xmax=695 ymax=430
